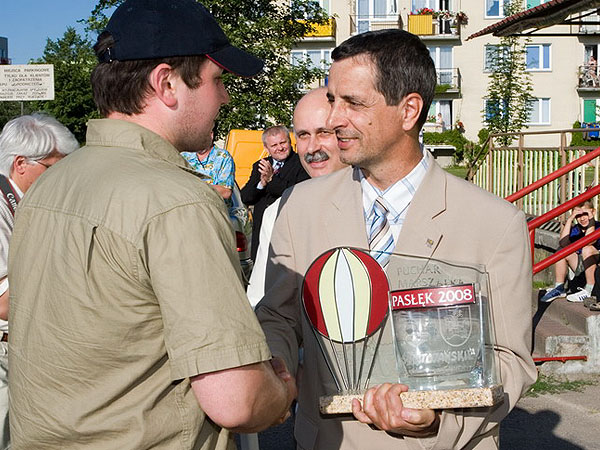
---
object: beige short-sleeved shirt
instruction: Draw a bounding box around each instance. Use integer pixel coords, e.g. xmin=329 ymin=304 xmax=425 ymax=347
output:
xmin=8 ymin=119 xmax=271 ymax=450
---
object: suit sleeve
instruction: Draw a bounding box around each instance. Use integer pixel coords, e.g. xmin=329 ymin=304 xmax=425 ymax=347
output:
xmin=255 ymin=191 xmax=303 ymax=375
xmin=240 ymin=160 xmax=265 ymax=206
xmin=419 ymin=209 xmax=537 ymax=450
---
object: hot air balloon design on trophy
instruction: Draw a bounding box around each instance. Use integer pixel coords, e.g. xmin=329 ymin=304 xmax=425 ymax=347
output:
xmin=302 ymin=247 xmax=390 ymax=395
xmin=303 ymin=247 xmax=505 ymax=414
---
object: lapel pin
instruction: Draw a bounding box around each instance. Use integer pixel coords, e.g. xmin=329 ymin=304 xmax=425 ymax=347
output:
xmin=426 ymin=238 xmax=434 ymax=248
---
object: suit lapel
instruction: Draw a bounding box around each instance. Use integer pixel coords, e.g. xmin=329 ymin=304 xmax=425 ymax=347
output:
xmin=395 ymin=153 xmax=447 ymax=259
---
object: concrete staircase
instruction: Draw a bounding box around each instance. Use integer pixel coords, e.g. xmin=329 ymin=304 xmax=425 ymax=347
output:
xmin=532 ymin=290 xmax=600 ymax=374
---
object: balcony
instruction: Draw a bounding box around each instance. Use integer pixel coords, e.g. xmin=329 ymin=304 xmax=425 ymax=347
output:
xmin=578 ymin=10 xmax=600 ymax=34
xmin=350 ymin=14 xmax=402 ymax=35
xmin=407 ymin=14 xmax=460 ymax=39
xmin=435 ymin=68 xmax=461 ymax=94
xmin=577 ymin=64 xmax=600 ymax=90
xmin=299 ymin=17 xmax=336 ymax=40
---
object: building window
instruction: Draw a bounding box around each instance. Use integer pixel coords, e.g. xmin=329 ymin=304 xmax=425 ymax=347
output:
xmin=291 ymin=49 xmax=332 ymax=70
xmin=526 ymin=44 xmax=551 ymax=71
xmin=526 ymin=0 xmax=552 ymax=8
xmin=428 ymin=46 xmax=453 ymax=85
xmin=484 ymin=45 xmax=508 ymax=72
xmin=292 ymin=0 xmax=330 ymax=14
xmin=485 ymin=0 xmax=510 ymax=18
xmin=484 ymin=99 xmax=507 ymax=122
xmin=427 ymin=100 xmax=452 ymax=129
xmin=527 ymin=98 xmax=551 ymax=125
xmin=412 ymin=0 xmax=449 ymax=12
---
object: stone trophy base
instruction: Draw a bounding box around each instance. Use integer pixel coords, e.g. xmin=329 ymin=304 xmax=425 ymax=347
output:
xmin=319 ymin=385 xmax=504 ymax=414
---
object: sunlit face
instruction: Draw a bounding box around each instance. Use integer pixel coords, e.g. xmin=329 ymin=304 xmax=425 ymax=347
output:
xmin=175 ymin=60 xmax=229 ymax=152
xmin=326 ymin=56 xmax=405 ymax=171
xmin=293 ymin=90 xmax=346 ymax=178
xmin=264 ymin=132 xmax=292 ymax=162
xmin=574 ymin=206 xmax=594 ymax=227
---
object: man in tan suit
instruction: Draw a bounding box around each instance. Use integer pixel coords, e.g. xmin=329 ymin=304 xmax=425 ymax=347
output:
xmin=255 ymin=29 xmax=536 ymax=449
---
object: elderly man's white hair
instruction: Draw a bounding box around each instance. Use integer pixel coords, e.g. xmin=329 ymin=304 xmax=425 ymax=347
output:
xmin=0 ymin=113 xmax=79 ymax=177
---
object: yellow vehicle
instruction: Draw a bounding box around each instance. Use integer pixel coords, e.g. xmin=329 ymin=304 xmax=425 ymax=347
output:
xmin=225 ymin=129 xmax=296 ymax=187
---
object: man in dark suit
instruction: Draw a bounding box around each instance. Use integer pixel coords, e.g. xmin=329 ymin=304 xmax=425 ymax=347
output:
xmin=241 ymin=125 xmax=309 ymax=260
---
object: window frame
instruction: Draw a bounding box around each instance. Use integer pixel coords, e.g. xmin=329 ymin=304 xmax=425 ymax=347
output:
xmin=290 ymin=49 xmax=333 ymax=71
xmin=483 ymin=44 xmax=509 ymax=72
xmin=526 ymin=97 xmax=551 ymax=125
xmin=525 ymin=43 xmax=551 ymax=72
xmin=485 ymin=0 xmax=505 ymax=19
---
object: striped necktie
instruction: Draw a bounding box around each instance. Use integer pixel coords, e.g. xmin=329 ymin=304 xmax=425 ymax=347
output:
xmin=272 ymin=160 xmax=283 ymax=174
xmin=369 ymin=197 xmax=394 ymax=267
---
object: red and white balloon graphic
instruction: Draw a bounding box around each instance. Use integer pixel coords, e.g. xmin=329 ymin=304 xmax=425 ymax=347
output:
xmin=302 ymin=247 xmax=389 ymax=343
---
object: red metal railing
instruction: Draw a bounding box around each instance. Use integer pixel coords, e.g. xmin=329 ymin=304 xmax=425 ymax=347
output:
xmin=506 ymin=147 xmax=600 ymax=364
xmin=507 ymin=145 xmax=600 ymax=274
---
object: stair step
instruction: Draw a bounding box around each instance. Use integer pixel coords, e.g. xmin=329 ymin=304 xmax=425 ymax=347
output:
xmin=533 ymin=315 xmax=588 ymax=357
xmin=535 ymin=291 xmax=596 ymax=334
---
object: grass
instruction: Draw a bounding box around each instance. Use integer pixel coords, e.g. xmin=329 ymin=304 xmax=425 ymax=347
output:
xmin=525 ymin=374 xmax=597 ymax=397
xmin=444 ymin=165 xmax=468 ymax=179
xmin=533 ymin=281 xmax=549 ymax=290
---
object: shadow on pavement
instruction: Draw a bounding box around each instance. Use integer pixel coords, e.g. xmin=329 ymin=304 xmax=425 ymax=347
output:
xmin=500 ymin=407 xmax=584 ymax=449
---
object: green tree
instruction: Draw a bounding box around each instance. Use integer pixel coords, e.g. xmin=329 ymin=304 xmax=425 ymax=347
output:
xmin=30 ymin=27 xmax=98 ymax=143
xmin=87 ymin=0 xmax=329 ymax=139
xmin=0 ymin=102 xmax=34 ymax=131
xmin=483 ymin=0 xmax=533 ymax=146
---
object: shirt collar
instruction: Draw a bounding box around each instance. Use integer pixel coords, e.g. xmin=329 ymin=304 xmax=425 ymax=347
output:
xmin=360 ymin=154 xmax=429 ymax=223
xmin=8 ymin=178 xmax=24 ymax=199
xmin=86 ymin=119 xmax=190 ymax=171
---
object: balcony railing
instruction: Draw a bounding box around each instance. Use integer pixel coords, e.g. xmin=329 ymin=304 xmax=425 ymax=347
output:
xmin=407 ymin=14 xmax=460 ymax=38
xmin=298 ymin=17 xmax=336 ymax=38
xmin=578 ymin=11 xmax=600 ymax=33
xmin=350 ymin=14 xmax=402 ymax=35
xmin=436 ymin=68 xmax=461 ymax=93
xmin=578 ymin=64 xmax=600 ymax=89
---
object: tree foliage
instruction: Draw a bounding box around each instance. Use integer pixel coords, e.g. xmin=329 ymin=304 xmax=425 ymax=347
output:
xmin=0 ymin=102 xmax=33 ymax=132
xmin=30 ymin=27 xmax=98 ymax=143
xmin=87 ymin=0 xmax=329 ymax=139
xmin=483 ymin=0 xmax=533 ymax=146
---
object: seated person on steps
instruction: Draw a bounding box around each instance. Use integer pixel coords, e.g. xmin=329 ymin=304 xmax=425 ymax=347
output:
xmin=541 ymin=200 xmax=599 ymax=303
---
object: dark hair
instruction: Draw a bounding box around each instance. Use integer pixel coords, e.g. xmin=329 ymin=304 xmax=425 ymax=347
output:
xmin=331 ymin=29 xmax=436 ymax=128
xmin=91 ymin=31 xmax=208 ymax=117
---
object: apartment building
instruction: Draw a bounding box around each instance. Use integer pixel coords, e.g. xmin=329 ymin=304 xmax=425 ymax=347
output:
xmin=292 ymin=1 xmax=600 ymax=146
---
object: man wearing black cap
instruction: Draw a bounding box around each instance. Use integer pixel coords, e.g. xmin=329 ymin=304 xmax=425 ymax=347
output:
xmin=7 ymin=1 xmax=296 ymax=449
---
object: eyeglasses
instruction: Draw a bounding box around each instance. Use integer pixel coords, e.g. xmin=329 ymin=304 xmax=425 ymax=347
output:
xmin=31 ymin=160 xmax=52 ymax=169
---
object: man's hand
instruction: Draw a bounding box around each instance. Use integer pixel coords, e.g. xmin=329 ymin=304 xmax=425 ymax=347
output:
xmin=258 ymin=159 xmax=274 ymax=186
xmin=352 ymin=383 xmax=440 ymax=438
xmin=270 ymin=357 xmax=298 ymax=425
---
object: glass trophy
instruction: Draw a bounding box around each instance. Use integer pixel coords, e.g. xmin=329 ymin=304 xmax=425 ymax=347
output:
xmin=302 ymin=247 xmax=504 ymax=414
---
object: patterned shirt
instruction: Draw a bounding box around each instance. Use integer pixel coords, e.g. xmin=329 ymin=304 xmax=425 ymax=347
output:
xmin=182 ymin=146 xmax=235 ymax=190
xmin=360 ymin=152 xmax=429 ymax=244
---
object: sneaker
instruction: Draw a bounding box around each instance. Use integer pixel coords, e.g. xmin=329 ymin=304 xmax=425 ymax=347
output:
xmin=540 ymin=285 xmax=566 ymax=303
xmin=567 ymin=287 xmax=591 ymax=303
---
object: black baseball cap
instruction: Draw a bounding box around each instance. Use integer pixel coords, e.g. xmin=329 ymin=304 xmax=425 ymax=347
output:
xmin=96 ymin=0 xmax=264 ymax=77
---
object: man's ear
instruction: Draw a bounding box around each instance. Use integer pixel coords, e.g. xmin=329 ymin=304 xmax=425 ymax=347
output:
xmin=12 ymin=156 xmax=28 ymax=176
xmin=148 ymin=63 xmax=178 ymax=108
xmin=400 ymin=93 xmax=424 ymax=132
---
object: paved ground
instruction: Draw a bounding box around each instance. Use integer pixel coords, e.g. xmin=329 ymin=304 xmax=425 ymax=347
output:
xmin=500 ymin=376 xmax=600 ymax=449
xmin=238 ymin=375 xmax=600 ymax=450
